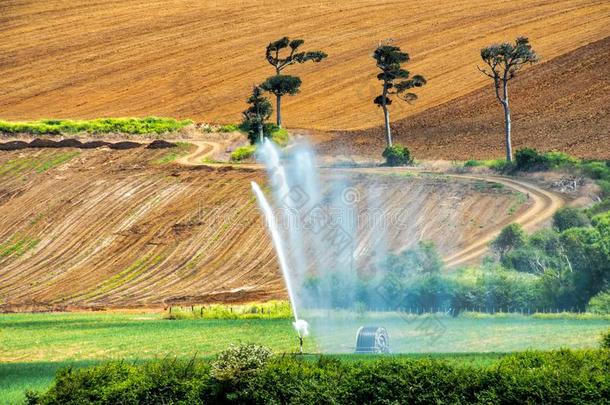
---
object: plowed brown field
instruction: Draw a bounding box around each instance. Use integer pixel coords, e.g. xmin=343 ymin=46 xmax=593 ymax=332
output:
xmin=1 ymin=0 xmax=609 ymax=130
xmin=0 ymin=148 xmax=541 ymax=310
xmin=315 ymin=36 xmax=610 ymax=159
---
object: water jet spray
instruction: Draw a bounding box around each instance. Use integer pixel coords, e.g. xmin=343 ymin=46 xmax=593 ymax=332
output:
xmin=251 ymin=181 xmax=309 ymax=353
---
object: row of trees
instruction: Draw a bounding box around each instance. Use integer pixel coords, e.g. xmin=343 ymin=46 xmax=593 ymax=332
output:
xmin=242 ymin=36 xmax=538 ymax=162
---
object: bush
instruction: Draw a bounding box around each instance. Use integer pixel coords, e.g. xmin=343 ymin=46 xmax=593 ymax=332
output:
xmin=581 ymin=161 xmax=610 ymax=180
xmin=240 ymin=121 xmax=280 ymax=144
xmin=210 ymin=344 xmax=272 ymax=382
xmin=588 ymin=290 xmax=610 ymax=314
xmin=464 ymin=160 xmax=483 ymax=167
xmin=491 ymin=223 xmax=526 ymax=257
xmin=553 ymin=207 xmax=591 ymax=231
xmin=230 ymin=145 xmax=256 ymax=161
xmin=487 ymin=159 xmax=514 ymax=172
xmin=515 ymin=147 xmax=548 ymax=171
xmin=513 ymin=148 xmax=578 ymax=172
xmin=382 ymin=144 xmax=413 ymax=166
xmin=29 ymin=350 xmax=610 ymax=404
xmin=601 ymin=330 xmax=610 ymax=349
xmin=219 ymin=124 xmax=240 ymax=133
xmin=270 ymin=128 xmax=289 ymax=146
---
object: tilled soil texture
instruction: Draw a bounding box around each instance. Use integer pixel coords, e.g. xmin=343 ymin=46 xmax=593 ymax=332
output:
xmin=316 ymin=36 xmax=610 ymax=160
xmin=0 ymin=149 xmax=530 ymax=310
xmin=1 ymin=1 xmax=609 ymax=130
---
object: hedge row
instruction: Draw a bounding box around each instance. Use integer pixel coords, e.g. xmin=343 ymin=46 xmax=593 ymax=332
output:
xmin=27 ymin=349 xmax=610 ymax=404
xmin=0 ymin=117 xmax=192 ymax=135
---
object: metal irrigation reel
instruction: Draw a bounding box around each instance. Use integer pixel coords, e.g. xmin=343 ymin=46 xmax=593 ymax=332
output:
xmin=354 ymin=326 xmax=390 ymax=354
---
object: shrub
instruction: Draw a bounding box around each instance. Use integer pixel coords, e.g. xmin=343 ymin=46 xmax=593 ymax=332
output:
xmin=588 ymin=290 xmax=610 ymax=314
xmin=553 ymin=207 xmax=591 ymax=231
xmin=487 ymin=158 xmax=514 ymax=172
xmin=210 ymin=344 xmax=272 ymax=382
xmin=515 ymin=147 xmax=547 ymax=171
xmin=601 ymin=330 xmax=610 ymax=349
xmin=491 ymin=223 xmax=526 ymax=257
xmin=544 ymin=151 xmax=578 ymax=167
xmin=581 ymin=161 xmax=610 ymax=180
xmin=464 ymin=160 xmax=482 ymax=167
xmin=219 ymin=124 xmax=240 ymax=133
xmin=230 ymin=145 xmax=256 ymax=161
xmin=239 ymin=121 xmax=282 ymax=144
xmin=30 ymin=350 xmax=610 ymax=404
xmin=270 ymin=127 xmax=289 ymax=146
xmin=382 ymin=144 xmax=413 ymax=166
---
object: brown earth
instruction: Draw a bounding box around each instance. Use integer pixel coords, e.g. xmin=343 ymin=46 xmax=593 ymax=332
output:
xmin=0 ymin=147 xmax=547 ymax=311
xmin=314 ymin=36 xmax=610 ymax=160
xmin=1 ymin=0 xmax=609 ymax=130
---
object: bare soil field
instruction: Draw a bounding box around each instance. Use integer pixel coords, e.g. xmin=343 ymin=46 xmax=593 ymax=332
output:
xmin=0 ymin=148 xmax=538 ymax=310
xmin=315 ymin=36 xmax=610 ymax=160
xmin=1 ymin=0 xmax=609 ymax=130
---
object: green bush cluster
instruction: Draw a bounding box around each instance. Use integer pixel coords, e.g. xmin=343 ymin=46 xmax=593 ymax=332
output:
xmin=304 ymin=242 xmax=544 ymax=312
xmin=602 ymin=330 xmax=610 ymax=349
xmin=514 ymin=148 xmax=578 ymax=171
xmin=230 ymin=145 xmax=256 ymax=161
xmin=0 ymin=117 xmax=192 ymax=135
xmin=218 ymin=124 xmax=241 ymax=133
xmin=306 ymin=213 xmax=610 ymax=313
xmin=26 ymin=348 xmax=610 ymax=404
xmin=382 ymin=144 xmax=413 ymax=166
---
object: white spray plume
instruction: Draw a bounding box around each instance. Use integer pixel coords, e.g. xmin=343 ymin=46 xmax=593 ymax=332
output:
xmin=293 ymin=319 xmax=310 ymax=337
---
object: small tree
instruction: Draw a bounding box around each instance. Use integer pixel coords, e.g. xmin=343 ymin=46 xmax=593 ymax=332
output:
xmin=373 ymin=43 xmax=426 ymax=148
xmin=262 ymin=37 xmax=327 ymax=127
xmin=492 ymin=223 xmax=526 ymax=258
xmin=478 ymin=37 xmax=539 ymax=162
xmin=242 ymin=86 xmax=273 ymax=144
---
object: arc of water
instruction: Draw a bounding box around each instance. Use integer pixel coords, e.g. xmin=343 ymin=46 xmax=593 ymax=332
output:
xmin=251 ymin=181 xmax=300 ymax=322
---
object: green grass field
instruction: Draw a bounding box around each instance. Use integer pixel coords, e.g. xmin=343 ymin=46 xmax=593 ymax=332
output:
xmin=0 ymin=312 xmax=608 ymax=404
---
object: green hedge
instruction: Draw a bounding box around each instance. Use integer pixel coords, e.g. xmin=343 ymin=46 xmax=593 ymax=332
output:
xmin=26 ymin=349 xmax=610 ymax=404
xmin=0 ymin=117 xmax=192 ymax=135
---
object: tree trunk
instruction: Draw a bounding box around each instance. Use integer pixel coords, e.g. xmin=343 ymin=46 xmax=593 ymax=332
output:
xmin=382 ymin=83 xmax=392 ymax=147
xmin=276 ymin=94 xmax=282 ymax=128
xmin=502 ymin=81 xmax=512 ymax=162
xmin=258 ymin=121 xmax=264 ymax=144
xmin=383 ymin=105 xmax=392 ymax=147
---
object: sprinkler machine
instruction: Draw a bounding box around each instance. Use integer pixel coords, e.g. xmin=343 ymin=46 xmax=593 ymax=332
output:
xmin=355 ymin=326 xmax=390 ymax=354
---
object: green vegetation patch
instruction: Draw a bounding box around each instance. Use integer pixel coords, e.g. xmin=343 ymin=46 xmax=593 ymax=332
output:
xmin=165 ymin=301 xmax=292 ymax=320
xmin=0 ymin=117 xmax=192 ymax=135
xmin=0 ymin=233 xmax=40 ymax=258
xmin=153 ymin=142 xmax=192 ymax=165
xmin=24 ymin=348 xmax=610 ymax=404
xmin=79 ymin=252 xmax=166 ymax=300
xmin=230 ymin=145 xmax=256 ymax=161
xmin=0 ymin=151 xmax=79 ymax=177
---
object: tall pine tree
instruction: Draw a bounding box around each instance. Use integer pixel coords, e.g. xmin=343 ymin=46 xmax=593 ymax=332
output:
xmin=373 ymin=44 xmax=426 ymax=147
xmin=261 ymin=37 xmax=327 ymax=127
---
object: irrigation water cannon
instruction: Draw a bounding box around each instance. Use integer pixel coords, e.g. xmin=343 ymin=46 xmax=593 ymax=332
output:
xmin=354 ymin=326 xmax=390 ymax=354
xmin=293 ymin=319 xmax=309 ymax=354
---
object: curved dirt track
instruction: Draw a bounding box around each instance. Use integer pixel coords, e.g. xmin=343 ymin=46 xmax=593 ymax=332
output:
xmin=174 ymin=140 xmax=219 ymax=166
xmin=441 ymin=175 xmax=564 ymax=267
